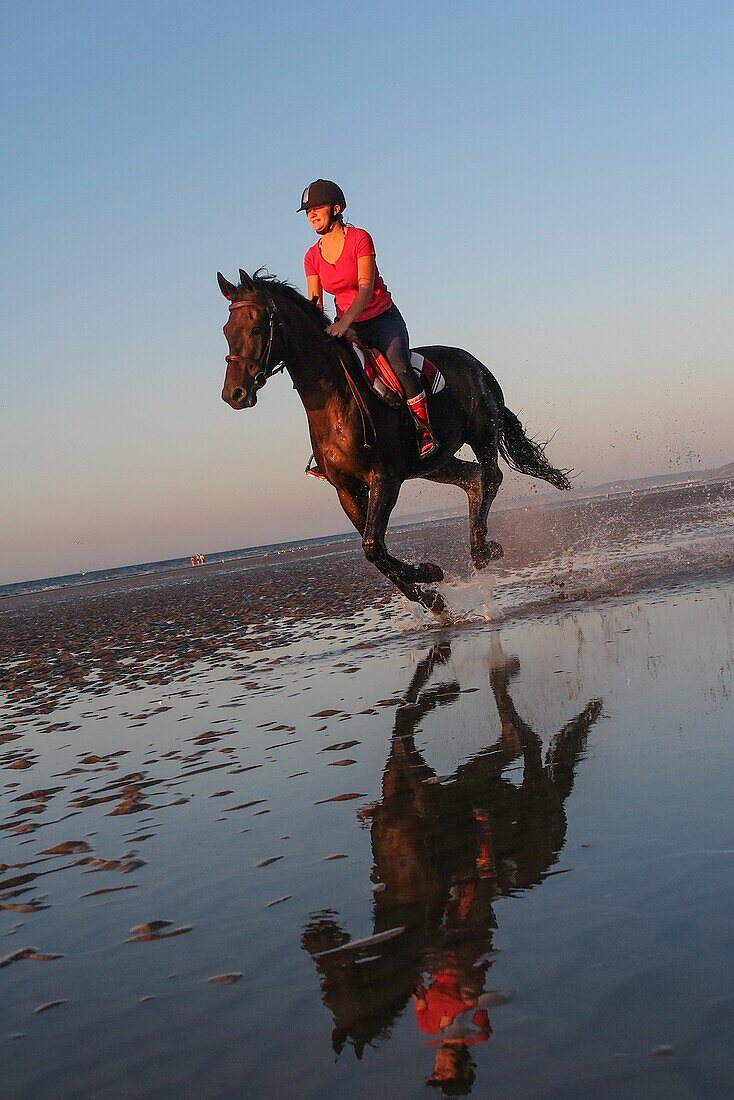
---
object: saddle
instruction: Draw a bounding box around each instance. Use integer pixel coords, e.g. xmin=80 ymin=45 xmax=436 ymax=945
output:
xmin=348 ymin=338 xmax=445 ymax=407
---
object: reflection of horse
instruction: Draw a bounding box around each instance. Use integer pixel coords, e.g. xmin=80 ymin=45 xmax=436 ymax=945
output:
xmin=302 ymin=641 xmax=602 ymax=1092
xmin=218 ymin=271 xmax=571 ymax=613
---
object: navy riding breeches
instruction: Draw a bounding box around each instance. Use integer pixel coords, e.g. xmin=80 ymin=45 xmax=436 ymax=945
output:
xmin=351 ymin=304 xmax=419 ymax=398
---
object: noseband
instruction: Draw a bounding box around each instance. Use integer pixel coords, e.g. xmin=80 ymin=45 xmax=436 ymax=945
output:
xmin=225 ymin=298 xmax=285 ymax=391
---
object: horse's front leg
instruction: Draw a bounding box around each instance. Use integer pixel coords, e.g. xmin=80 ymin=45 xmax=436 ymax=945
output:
xmin=334 ymin=478 xmax=434 ymax=609
xmin=363 ymin=473 xmax=444 ymax=607
xmin=335 ymin=480 xmax=368 ymax=535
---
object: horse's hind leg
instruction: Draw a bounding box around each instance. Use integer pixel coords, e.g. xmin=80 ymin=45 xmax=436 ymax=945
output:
xmin=469 ymin=444 xmax=504 ymax=568
xmin=423 ymin=453 xmax=503 ymax=570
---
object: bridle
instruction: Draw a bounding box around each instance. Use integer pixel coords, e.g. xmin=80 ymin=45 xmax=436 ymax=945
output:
xmin=225 ymin=298 xmax=286 ymax=392
xmin=225 ymin=289 xmax=377 ymax=448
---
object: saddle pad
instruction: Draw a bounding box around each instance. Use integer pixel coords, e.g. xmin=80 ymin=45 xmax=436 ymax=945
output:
xmin=350 ymin=340 xmax=445 ymax=406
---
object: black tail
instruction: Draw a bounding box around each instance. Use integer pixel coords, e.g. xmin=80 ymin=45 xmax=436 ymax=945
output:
xmin=499 ymin=408 xmax=572 ymax=490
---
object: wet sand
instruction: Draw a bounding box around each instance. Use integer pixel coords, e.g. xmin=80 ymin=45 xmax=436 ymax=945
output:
xmin=1 ymin=482 xmax=733 ymax=1098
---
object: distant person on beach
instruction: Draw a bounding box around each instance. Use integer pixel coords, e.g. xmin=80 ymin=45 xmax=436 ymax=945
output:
xmin=299 ymin=179 xmax=437 ymax=475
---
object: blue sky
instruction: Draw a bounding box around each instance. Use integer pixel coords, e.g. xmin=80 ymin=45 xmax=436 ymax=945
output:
xmin=1 ymin=0 xmax=732 ymax=582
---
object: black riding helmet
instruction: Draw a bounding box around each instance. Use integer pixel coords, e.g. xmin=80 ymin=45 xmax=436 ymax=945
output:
xmin=298 ymin=179 xmax=347 ymax=212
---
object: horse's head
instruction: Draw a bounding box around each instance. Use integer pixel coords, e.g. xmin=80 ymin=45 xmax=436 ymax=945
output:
xmin=217 ymin=269 xmax=280 ymax=409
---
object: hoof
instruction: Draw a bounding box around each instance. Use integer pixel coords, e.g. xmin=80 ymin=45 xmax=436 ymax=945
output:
xmin=419 ymin=561 xmax=444 ymax=583
xmin=474 ymin=541 xmax=503 ymax=568
xmin=420 ymin=588 xmax=447 ymax=616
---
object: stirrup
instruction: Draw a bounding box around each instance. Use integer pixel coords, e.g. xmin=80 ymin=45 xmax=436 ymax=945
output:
xmin=418 ymin=433 xmax=438 ymax=459
xmin=305 ymin=455 xmax=327 ymax=480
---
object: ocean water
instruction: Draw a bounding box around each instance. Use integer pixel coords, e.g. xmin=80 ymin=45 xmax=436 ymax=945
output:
xmin=0 ymin=531 xmax=362 ymax=600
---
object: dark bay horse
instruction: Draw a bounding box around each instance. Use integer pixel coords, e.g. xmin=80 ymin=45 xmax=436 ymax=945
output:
xmin=218 ymin=269 xmax=571 ymax=613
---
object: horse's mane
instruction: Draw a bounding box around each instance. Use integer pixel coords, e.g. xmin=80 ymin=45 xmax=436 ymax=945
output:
xmin=249 ymin=270 xmax=330 ymax=332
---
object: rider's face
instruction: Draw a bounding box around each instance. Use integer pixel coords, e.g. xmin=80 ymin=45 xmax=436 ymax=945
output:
xmin=307 ymin=204 xmax=339 ymax=234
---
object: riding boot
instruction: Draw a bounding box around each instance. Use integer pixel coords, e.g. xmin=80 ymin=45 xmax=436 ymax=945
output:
xmin=406 ymin=390 xmax=438 ymax=458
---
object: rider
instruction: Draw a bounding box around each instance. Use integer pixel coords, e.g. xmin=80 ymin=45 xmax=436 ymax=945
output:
xmin=299 ymin=179 xmax=438 ymax=474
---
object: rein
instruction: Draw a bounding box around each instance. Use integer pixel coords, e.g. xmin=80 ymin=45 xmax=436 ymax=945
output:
xmin=334 ymin=343 xmax=377 ymax=449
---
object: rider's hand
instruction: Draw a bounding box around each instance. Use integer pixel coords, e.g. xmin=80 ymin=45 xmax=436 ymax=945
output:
xmin=327 ymin=318 xmax=352 ymax=338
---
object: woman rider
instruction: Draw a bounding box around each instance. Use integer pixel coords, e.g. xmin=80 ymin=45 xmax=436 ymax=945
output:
xmin=299 ymin=179 xmax=438 ymax=474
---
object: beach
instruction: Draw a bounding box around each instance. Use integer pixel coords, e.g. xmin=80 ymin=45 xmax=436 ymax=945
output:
xmin=2 ymin=480 xmax=733 ymax=1098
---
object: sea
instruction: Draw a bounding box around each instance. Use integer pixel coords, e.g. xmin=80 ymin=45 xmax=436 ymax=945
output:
xmin=0 ymin=531 xmax=363 ymax=600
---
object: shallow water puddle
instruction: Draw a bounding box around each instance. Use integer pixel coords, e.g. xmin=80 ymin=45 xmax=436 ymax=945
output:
xmin=2 ymin=486 xmax=733 ymax=1097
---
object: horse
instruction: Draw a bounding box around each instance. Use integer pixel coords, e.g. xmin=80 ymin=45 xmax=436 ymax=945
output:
xmin=217 ymin=268 xmax=571 ymax=614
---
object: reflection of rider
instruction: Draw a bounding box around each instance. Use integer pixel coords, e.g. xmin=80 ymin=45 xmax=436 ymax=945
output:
xmin=417 ymin=969 xmax=490 ymax=1095
xmin=412 ymin=762 xmax=495 ymax=1093
xmin=299 ymin=179 xmax=438 ymax=472
xmin=415 ymin=894 xmax=493 ymax=1095
xmin=415 ymin=969 xmax=491 ymax=1046
xmin=302 ymin=639 xmax=602 ymax=1093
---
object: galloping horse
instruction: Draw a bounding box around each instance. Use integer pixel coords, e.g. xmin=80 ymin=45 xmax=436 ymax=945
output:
xmin=218 ymin=269 xmax=570 ymax=613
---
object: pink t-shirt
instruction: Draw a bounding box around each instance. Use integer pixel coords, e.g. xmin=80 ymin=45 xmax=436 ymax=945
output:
xmin=304 ymin=226 xmax=393 ymax=322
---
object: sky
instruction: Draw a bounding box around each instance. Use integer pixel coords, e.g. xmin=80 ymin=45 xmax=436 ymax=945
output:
xmin=1 ymin=0 xmax=732 ymax=584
